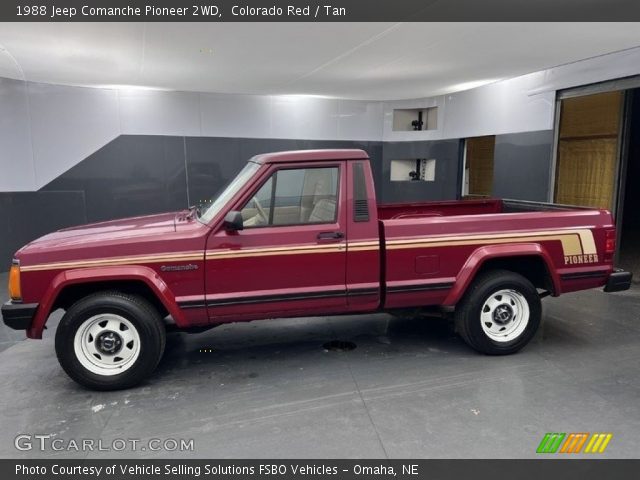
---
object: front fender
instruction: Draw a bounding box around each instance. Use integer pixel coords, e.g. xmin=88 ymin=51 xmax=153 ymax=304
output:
xmin=27 ymin=265 xmax=186 ymax=339
xmin=443 ymin=243 xmax=559 ymax=307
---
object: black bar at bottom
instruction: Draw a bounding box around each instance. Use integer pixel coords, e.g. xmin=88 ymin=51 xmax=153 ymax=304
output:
xmin=3 ymin=459 xmax=638 ymax=480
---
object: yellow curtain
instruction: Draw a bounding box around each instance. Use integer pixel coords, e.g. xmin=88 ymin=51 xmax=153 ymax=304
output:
xmin=467 ymin=136 xmax=495 ymax=196
xmin=555 ymin=91 xmax=622 ymax=210
xmin=555 ymin=138 xmax=617 ymax=209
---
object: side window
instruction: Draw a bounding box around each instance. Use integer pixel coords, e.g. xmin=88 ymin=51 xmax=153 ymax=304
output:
xmin=240 ymin=167 xmax=339 ymax=227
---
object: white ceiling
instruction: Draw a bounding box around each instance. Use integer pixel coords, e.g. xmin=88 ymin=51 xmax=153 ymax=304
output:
xmin=1 ymin=22 xmax=640 ymax=100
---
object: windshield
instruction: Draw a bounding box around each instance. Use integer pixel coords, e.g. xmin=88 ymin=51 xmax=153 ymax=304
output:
xmin=198 ymin=161 xmax=262 ymax=223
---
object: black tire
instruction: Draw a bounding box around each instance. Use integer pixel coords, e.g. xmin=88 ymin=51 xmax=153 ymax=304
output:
xmin=55 ymin=291 xmax=166 ymax=390
xmin=454 ymin=270 xmax=541 ymax=355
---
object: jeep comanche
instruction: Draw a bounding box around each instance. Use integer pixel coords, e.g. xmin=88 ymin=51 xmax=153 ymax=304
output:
xmin=1 ymin=149 xmax=632 ymax=389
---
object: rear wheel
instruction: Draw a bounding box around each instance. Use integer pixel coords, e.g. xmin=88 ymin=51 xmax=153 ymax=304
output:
xmin=455 ymin=270 xmax=541 ymax=355
xmin=55 ymin=292 xmax=166 ymax=390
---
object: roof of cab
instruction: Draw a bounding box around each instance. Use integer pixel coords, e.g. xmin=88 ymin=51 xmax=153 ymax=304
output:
xmin=250 ymin=149 xmax=369 ymax=164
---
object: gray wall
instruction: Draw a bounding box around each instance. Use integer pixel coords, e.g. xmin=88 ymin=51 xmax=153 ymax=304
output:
xmin=0 ymin=136 xmax=384 ymax=265
xmin=0 ymin=73 xmax=560 ymax=268
xmin=0 ymin=131 xmax=557 ymax=266
xmin=42 ymin=135 xmax=190 ymax=224
xmin=383 ymin=46 xmax=640 ymax=142
xmin=0 ymin=77 xmax=385 ymax=193
xmin=0 ymin=191 xmax=87 ymax=268
xmin=41 ymin=136 xmax=383 ymax=225
xmin=492 ymin=130 xmax=554 ymax=202
xmin=381 ymin=139 xmax=463 ymax=203
xmin=5 ymin=44 xmax=640 ymax=192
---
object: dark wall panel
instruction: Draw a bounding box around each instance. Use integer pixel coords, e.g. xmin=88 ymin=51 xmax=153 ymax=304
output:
xmin=37 ymin=135 xmax=383 ymax=229
xmin=185 ymin=137 xmax=242 ymax=207
xmin=381 ymin=139 xmax=463 ymax=203
xmin=365 ymin=141 xmax=384 ymax=200
xmin=492 ymin=130 xmax=554 ymax=202
xmin=0 ymin=191 xmax=87 ymax=266
xmin=42 ymin=135 xmax=189 ymax=223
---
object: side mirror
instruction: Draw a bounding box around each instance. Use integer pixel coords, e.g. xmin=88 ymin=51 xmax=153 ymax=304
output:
xmin=223 ymin=211 xmax=244 ymax=231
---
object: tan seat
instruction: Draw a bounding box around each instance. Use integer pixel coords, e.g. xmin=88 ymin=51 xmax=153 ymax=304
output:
xmin=308 ymin=198 xmax=336 ymax=223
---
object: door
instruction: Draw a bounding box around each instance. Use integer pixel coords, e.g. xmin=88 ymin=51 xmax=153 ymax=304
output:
xmin=205 ymin=161 xmax=347 ymax=321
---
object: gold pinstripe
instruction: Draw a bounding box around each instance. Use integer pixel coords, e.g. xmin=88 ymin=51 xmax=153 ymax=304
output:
xmin=20 ymin=252 xmax=203 ymax=272
xmin=205 ymin=244 xmax=344 ymax=259
xmin=18 ymin=229 xmax=596 ymax=272
xmin=385 ymin=229 xmax=596 ymax=257
xmin=348 ymin=240 xmax=380 ymax=252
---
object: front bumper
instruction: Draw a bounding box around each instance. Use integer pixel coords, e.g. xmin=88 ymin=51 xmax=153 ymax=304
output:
xmin=604 ymin=269 xmax=633 ymax=293
xmin=1 ymin=301 xmax=38 ymax=330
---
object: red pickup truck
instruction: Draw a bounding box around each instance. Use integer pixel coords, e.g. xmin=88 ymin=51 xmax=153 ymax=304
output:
xmin=2 ymin=149 xmax=632 ymax=390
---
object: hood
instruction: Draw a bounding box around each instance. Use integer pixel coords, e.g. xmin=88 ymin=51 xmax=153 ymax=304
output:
xmin=18 ymin=211 xmax=181 ymax=254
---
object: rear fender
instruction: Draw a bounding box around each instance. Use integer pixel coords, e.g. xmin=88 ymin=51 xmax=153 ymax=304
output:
xmin=27 ymin=266 xmax=185 ymax=339
xmin=443 ymin=243 xmax=559 ymax=307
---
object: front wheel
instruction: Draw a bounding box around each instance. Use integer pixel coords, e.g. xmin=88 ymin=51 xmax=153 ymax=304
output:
xmin=454 ymin=270 xmax=541 ymax=355
xmin=55 ymin=292 xmax=166 ymax=390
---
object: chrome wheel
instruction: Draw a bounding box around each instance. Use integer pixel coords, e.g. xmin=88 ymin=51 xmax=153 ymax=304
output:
xmin=480 ymin=289 xmax=530 ymax=343
xmin=73 ymin=314 xmax=141 ymax=376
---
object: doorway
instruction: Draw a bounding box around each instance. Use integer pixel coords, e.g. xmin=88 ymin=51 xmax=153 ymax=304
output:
xmin=553 ymin=84 xmax=640 ymax=281
xmin=554 ymin=91 xmax=623 ymax=210
xmin=462 ymin=135 xmax=495 ymax=198
xmin=618 ymin=89 xmax=640 ymax=280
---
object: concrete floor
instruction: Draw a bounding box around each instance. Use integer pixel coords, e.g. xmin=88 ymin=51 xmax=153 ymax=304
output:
xmin=1 ymin=271 xmax=639 ymax=459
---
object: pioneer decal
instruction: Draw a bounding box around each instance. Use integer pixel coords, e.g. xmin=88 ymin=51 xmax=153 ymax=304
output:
xmin=564 ymin=254 xmax=599 ymax=265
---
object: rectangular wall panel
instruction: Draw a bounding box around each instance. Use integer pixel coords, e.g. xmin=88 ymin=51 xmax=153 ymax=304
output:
xmin=492 ymin=130 xmax=554 ymax=202
xmin=381 ymin=139 xmax=462 ymax=203
xmin=42 ymin=135 xmax=189 ymax=223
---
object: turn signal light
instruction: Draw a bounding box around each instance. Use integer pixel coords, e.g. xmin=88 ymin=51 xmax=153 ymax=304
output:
xmin=605 ymin=229 xmax=616 ymax=255
xmin=8 ymin=261 xmax=21 ymax=301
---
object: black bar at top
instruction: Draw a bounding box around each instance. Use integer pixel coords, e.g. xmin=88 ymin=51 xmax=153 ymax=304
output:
xmin=1 ymin=0 xmax=640 ymax=22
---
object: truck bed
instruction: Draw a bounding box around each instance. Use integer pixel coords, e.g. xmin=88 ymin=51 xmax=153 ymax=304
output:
xmin=377 ymin=198 xmax=580 ymax=220
xmin=379 ymin=198 xmax=614 ymax=310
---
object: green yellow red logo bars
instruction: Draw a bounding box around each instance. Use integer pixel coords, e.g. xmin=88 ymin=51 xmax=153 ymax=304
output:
xmin=537 ymin=433 xmax=613 ymax=454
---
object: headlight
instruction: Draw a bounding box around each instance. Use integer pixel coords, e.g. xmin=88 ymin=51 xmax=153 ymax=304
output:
xmin=8 ymin=259 xmax=21 ymax=301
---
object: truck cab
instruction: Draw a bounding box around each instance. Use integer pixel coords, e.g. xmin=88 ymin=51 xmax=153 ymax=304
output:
xmin=200 ymin=150 xmax=381 ymax=322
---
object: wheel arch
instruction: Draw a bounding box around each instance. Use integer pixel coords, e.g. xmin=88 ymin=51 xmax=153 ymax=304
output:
xmin=27 ymin=266 xmax=186 ymax=339
xmin=444 ymin=243 xmax=559 ymax=307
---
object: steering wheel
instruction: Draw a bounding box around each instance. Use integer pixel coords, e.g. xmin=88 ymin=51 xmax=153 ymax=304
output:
xmin=253 ymin=197 xmax=268 ymax=223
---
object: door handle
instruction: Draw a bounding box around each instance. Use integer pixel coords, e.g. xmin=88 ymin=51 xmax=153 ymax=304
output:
xmin=317 ymin=231 xmax=344 ymax=240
